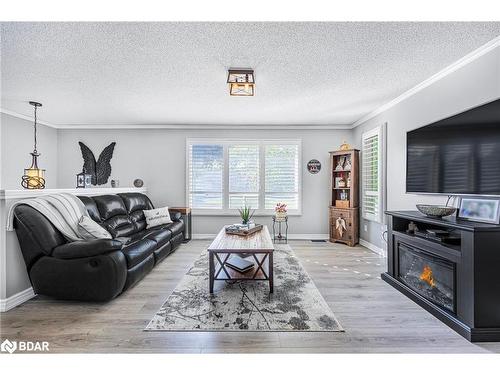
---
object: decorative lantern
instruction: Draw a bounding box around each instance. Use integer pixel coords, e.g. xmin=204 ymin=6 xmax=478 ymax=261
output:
xmin=21 ymin=101 xmax=46 ymax=189
xmin=227 ymin=69 xmax=255 ymax=96
xmin=76 ymin=169 xmax=92 ymax=188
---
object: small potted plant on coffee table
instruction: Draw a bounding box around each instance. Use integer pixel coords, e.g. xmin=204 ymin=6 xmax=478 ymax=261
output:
xmin=238 ymin=205 xmax=255 ymax=227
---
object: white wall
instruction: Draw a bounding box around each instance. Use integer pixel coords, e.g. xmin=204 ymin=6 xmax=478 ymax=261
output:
xmin=353 ymin=46 xmax=500 ymax=249
xmin=57 ymin=128 xmax=352 ymax=236
xmin=1 ymin=113 xmax=59 ymax=189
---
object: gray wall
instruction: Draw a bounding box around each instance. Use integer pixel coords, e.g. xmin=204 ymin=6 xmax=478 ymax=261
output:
xmin=57 ymin=128 xmax=353 ymax=236
xmin=1 ymin=113 xmax=59 ymax=189
xmin=353 ymin=46 xmax=500 ymax=249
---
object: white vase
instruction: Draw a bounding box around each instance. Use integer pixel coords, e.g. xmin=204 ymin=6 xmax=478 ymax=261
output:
xmin=275 ymin=211 xmax=287 ymax=221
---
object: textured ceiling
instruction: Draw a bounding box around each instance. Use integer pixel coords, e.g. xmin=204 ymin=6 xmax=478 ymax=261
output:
xmin=1 ymin=22 xmax=499 ymax=127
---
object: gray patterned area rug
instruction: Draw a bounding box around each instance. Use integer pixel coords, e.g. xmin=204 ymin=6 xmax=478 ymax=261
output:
xmin=145 ymin=244 xmax=343 ymax=332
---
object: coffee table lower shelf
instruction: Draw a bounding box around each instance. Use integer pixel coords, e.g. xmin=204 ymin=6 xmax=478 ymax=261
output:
xmin=208 ymin=251 xmax=274 ymax=293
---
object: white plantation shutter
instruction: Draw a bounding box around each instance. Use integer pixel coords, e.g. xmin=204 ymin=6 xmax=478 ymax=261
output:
xmin=362 ymin=127 xmax=382 ymax=222
xmin=188 ymin=143 xmax=224 ymax=209
xmin=264 ymin=144 xmax=300 ymax=209
xmin=228 ymin=144 xmax=260 ymax=209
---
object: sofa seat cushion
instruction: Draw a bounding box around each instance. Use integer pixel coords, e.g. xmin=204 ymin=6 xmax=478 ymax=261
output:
xmin=144 ymin=228 xmax=172 ymax=247
xmin=163 ymin=220 xmax=184 ymax=237
xmin=121 ymin=238 xmax=156 ymax=268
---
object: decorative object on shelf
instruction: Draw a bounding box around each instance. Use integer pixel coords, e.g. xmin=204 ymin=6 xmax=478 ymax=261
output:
xmin=343 ymin=157 xmax=352 ymax=171
xmin=339 ymin=140 xmax=351 ymax=151
xmin=227 ymin=68 xmax=254 ymax=96
xmin=238 ymin=205 xmax=255 ymax=225
xmin=307 ymin=159 xmax=321 ymax=174
xmin=457 ymin=198 xmax=500 ymax=224
xmin=334 ymin=156 xmax=345 ymax=171
xmin=407 ymin=221 xmax=419 ymax=234
xmin=21 ymin=101 xmax=46 ymax=189
xmin=337 ymin=177 xmax=347 ymax=188
xmin=110 ymin=179 xmax=120 ymax=188
xmin=76 ymin=169 xmax=92 ymax=188
xmin=335 ymin=200 xmax=350 ymax=209
xmin=335 ymin=217 xmax=347 ymax=237
xmin=78 ymin=141 xmax=116 ymax=186
xmin=272 ymin=215 xmax=288 ymax=243
xmin=133 ymin=178 xmax=144 ymax=188
xmin=347 ymin=176 xmax=351 ymax=187
xmin=274 ymin=202 xmax=288 ymax=221
xmin=416 ymin=204 xmax=456 ymax=218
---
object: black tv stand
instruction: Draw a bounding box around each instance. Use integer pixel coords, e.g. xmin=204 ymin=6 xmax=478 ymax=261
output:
xmin=384 ymin=211 xmax=500 ymax=342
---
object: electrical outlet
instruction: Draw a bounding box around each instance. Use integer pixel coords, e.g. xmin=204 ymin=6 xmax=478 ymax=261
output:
xmin=364 ymin=224 xmax=368 ymax=232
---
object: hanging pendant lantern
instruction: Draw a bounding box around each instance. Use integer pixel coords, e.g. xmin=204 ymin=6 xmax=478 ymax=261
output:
xmin=21 ymin=101 xmax=46 ymax=189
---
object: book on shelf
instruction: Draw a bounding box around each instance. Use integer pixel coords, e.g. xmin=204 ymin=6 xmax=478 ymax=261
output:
xmin=225 ymin=255 xmax=255 ymax=273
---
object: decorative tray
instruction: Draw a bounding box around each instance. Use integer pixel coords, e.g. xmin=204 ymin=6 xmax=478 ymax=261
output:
xmin=225 ymin=224 xmax=263 ymax=236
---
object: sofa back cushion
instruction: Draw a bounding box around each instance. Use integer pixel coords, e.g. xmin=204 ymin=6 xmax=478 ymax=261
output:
xmin=87 ymin=195 xmax=135 ymax=237
xmin=78 ymin=193 xmax=154 ymax=238
xmin=118 ymin=193 xmax=154 ymax=233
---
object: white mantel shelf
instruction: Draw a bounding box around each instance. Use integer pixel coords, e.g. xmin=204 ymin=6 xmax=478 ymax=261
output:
xmin=0 ymin=187 xmax=147 ymax=200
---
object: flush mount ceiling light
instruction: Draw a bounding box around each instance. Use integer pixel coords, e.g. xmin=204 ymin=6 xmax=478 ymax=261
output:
xmin=227 ymin=69 xmax=255 ymax=96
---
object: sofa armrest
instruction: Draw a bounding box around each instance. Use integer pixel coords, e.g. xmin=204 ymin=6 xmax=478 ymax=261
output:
xmin=52 ymin=239 xmax=123 ymax=259
xmin=170 ymin=212 xmax=182 ymax=222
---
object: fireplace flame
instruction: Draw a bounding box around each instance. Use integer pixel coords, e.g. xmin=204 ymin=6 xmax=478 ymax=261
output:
xmin=420 ymin=265 xmax=435 ymax=288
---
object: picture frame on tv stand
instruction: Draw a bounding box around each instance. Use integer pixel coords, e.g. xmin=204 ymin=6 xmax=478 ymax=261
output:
xmin=457 ymin=197 xmax=500 ymax=224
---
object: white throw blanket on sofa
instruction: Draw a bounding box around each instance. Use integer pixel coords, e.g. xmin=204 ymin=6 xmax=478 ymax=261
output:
xmin=6 ymin=193 xmax=89 ymax=242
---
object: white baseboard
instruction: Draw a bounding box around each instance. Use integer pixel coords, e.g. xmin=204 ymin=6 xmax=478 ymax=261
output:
xmin=0 ymin=287 xmax=35 ymax=312
xmin=193 ymin=233 xmax=329 ymax=240
xmin=359 ymin=239 xmax=387 ymax=257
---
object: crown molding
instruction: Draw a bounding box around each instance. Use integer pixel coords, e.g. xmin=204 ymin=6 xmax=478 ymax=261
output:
xmin=351 ymin=36 xmax=500 ymax=128
xmin=1 ymin=109 xmax=350 ymax=130
xmin=54 ymin=123 xmax=352 ymax=130
xmin=0 ymin=108 xmax=59 ymax=128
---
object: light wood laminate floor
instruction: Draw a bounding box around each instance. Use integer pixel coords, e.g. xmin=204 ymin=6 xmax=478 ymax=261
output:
xmin=2 ymin=240 xmax=500 ymax=353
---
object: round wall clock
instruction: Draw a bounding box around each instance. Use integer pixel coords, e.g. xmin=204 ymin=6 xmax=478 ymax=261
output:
xmin=307 ymin=159 xmax=321 ymax=174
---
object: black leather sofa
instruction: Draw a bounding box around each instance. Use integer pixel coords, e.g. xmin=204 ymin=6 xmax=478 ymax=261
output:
xmin=12 ymin=193 xmax=184 ymax=302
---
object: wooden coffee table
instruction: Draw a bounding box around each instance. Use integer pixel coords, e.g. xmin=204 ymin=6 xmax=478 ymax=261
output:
xmin=208 ymin=225 xmax=275 ymax=293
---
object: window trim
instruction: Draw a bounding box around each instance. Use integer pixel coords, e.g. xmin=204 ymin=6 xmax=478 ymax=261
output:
xmin=186 ymin=138 xmax=302 ymax=216
xmin=361 ymin=126 xmax=383 ymax=223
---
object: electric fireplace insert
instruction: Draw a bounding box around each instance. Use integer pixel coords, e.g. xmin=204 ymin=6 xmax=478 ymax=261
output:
xmin=397 ymin=243 xmax=456 ymax=312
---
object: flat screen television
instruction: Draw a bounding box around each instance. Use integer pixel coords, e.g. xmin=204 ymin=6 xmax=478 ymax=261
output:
xmin=406 ymin=99 xmax=500 ymax=195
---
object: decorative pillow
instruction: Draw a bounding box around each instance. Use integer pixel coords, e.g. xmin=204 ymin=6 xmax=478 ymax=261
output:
xmin=78 ymin=215 xmax=112 ymax=240
xmin=143 ymin=206 xmax=172 ymax=229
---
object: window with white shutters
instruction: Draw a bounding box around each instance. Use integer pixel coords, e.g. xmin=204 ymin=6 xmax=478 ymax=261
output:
xmin=264 ymin=144 xmax=300 ymax=210
xmin=188 ymin=143 xmax=224 ymax=209
xmin=362 ymin=127 xmax=382 ymax=222
xmin=228 ymin=144 xmax=260 ymax=209
xmin=187 ymin=139 xmax=301 ymax=214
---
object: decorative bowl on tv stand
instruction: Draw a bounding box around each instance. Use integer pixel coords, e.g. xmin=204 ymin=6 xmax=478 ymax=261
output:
xmin=416 ymin=204 xmax=456 ymax=218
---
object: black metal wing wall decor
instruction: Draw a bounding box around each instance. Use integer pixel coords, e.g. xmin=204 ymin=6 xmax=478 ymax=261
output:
xmin=78 ymin=141 xmax=116 ymax=185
